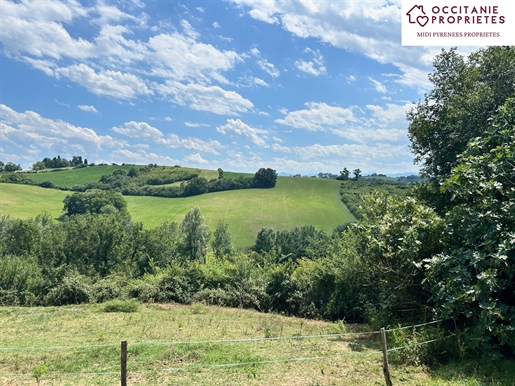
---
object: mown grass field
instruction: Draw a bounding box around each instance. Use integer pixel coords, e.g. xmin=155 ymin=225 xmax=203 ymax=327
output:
xmin=0 ymin=303 xmax=513 ymax=386
xmin=0 ymin=176 xmax=353 ymax=246
xmin=23 ymin=165 xmax=138 ymax=188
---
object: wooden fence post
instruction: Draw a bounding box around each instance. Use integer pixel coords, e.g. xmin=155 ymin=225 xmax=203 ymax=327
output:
xmin=380 ymin=328 xmax=392 ymax=386
xmin=121 ymin=340 xmax=127 ymax=386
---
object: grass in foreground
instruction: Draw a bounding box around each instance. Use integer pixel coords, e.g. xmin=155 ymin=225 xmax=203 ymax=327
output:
xmin=0 ymin=303 xmax=513 ymax=386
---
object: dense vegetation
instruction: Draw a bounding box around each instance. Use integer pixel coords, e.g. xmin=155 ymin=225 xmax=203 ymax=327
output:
xmin=0 ymin=46 xmax=514 ymax=364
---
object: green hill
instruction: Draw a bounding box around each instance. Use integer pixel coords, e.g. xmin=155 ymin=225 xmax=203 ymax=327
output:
xmin=0 ymin=176 xmax=353 ymax=247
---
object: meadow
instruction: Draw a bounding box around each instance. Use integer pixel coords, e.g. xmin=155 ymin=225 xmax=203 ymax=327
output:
xmin=0 ymin=176 xmax=353 ymax=246
xmin=1 ymin=303 xmax=512 ymax=386
xmin=25 ymin=165 xmax=139 ymax=188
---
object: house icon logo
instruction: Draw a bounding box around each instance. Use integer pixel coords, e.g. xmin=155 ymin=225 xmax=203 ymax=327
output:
xmin=406 ymin=5 xmax=429 ymax=27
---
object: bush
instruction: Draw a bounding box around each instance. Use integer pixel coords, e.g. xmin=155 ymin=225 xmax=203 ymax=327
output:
xmin=92 ymin=275 xmax=127 ymax=303
xmin=102 ymin=299 xmax=139 ymax=313
xmin=44 ymin=272 xmax=93 ymax=306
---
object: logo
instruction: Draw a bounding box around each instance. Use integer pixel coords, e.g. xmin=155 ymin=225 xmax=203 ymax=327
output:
xmin=406 ymin=5 xmax=429 ymax=27
xmin=402 ymin=0 xmax=515 ymax=46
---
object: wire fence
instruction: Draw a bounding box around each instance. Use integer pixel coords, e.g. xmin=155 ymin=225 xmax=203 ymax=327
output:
xmin=0 ymin=319 xmax=454 ymax=382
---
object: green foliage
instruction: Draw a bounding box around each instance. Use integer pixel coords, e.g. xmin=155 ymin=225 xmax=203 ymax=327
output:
xmin=339 ymin=181 xmax=408 ymax=219
xmin=63 ymin=190 xmax=128 ymax=217
xmin=336 ymin=167 xmax=350 ymax=181
xmin=254 ymin=227 xmax=276 ymax=254
xmin=0 ymin=255 xmax=44 ymax=306
xmin=181 ymin=207 xmax=209 ymax=263
xmin=211 ymin=221 xmax=233 ymax=258
xmin=253 ymin=168 xmax=278 ymax=188
xmin=423 ymin=99 xmax=515 ymax=355
xmin=275 ymin=225 xmax=328 ymax=262
xmin=32 ymin=363 xmax=48 ymax=384
xmin=351 ymin=192 xmax=444 ymax=325
xmin=408 ymin=46 xmax=515 ymax=180
xmin=2 ymin=162 xmax=22 ymax=172
xmin=44 ymin=272 xmax=93 ymax=306
xmin=102 ymin=299 xmax=140 ymax=312
xmin=388 ymin=326 xmax=459 ymax=366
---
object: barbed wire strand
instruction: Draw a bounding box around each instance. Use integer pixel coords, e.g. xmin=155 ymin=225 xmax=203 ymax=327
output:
xmin=0 ymin=333 xmax=456 ymax=378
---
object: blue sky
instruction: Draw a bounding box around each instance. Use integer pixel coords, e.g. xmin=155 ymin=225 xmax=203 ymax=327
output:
xmin=0 ymin=0 xmax=469 ymax=175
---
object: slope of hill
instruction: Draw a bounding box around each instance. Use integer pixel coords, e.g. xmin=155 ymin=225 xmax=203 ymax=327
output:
xmin=0 ymin=176 xmax=353 ymax=247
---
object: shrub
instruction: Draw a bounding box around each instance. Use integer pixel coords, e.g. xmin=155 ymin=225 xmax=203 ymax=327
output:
xmin=44 ymin=272 xmax=93 ymax=306
xmin=102 ymin=299 xmax=139 ymax=313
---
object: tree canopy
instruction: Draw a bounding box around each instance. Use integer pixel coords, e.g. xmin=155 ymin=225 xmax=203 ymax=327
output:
xmin=408 ymin=46 xmax=515 ymax=180
xmin=63 ymin=190 xmax=129 ymax=217
xmin=253 ymin=168 xmax=278 ymax=188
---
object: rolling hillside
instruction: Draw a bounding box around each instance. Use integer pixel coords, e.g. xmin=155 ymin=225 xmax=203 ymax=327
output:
xmin=0 ymin=176 xmax=353 ymax=247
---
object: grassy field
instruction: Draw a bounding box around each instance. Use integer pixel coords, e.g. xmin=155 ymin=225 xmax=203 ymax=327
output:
xmin=127 ymin=177 xmax=353 ymax=246
xmin=0 ymin=176 xmax=352 ymax=246
xmin=0 ymin=183 xmax=68 ymax=220
xmin=0 ymin=303 xmax=512 ymax=386
xmin=22 ymin=165 xmax=138 ymax=188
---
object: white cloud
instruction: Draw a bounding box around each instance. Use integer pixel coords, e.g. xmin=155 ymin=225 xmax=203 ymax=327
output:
xmin=112 ymin=121 xmax=163 ymax=140
xmin=185 ymin=122 xmax=210 ymax=128
xmin=217 ymin=119 xmax=268 ymax=147
xmin=157 ymin=134 xmax=223 ymax=155
xmin=258 ymin=59 xmax=280 ymax=78
xmin=78 ymin=105 xmax=98 ymax=113
xmin=184 ymin=153 xmax=209 ymax=165
xmin=369 ymin=77 xmax=387 ymax=93
xmin=155 ymin=81 xmax=253 ymax=115
xmin=213 ymin=21 xmax=220 ymax=28
xmin=0 ymin=104 xmax=123 ymax=164
xmin=229 ymin=0 xmax=440 ymax=89
xmin=253 ymin=77 xmax=270 ymax=87
xmin=111 ymin=149 xmax=180 ymax=165
xmin=295 ymin=48 xmax=326 ymax=76
xmin=275 ymin=102 xmax=356 ymax=131
xmin=148 ymin=24 xmax=242 ymax=85
xmin=56 ymin=64 xmax=152 ymax=99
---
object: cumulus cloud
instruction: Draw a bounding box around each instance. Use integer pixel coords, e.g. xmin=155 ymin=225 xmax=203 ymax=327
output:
xmin=0 ymin=104 xmax=123 ymax=163
xmin=275 ymin=102 xmax=356 ymax=131
xmin=155 ymin=81 xmax=253 ymax=115
xmin=229 ymin=0 xmax=439 ymax=89
xmin=276 ymin=101 xmax=413 ymax=145
xmin=1 ymin=3 xmax=249 ymax=113
xmin=184 ymin=153 xmax=209 ymax=165
xmin=217 ymin=119 xmax=268 ymax=147
xmin=56 ymin=64 xmax=152 ymax=99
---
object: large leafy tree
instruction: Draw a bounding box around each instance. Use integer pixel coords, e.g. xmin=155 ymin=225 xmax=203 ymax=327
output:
xmin=424 ymin=99 xmax=515 ymax=354
xmin=180 ymin=207 xmax=209 ymax=263
xmin=211 ymin=221 xmax=233 ymax=258
xmin=253 ymin=168 xmax=278 ymax=188
xmin=408 ymin=46 xmax=515 ymax=181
